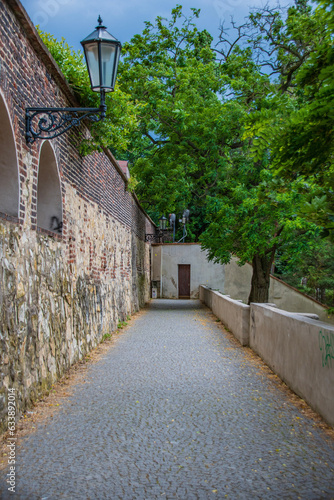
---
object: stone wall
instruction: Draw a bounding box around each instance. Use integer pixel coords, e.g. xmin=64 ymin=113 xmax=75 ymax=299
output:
xmin=0 ymin=0 xmax=154 ymax=432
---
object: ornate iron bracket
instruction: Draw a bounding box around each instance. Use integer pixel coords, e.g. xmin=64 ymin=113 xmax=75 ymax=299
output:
xmin=145 ymin=232 xmax=164 ymax=243
xmin=145 ymin=230 xmax=173 ymax=243
xmin=26 ymin=91 xmax=107 ymax=143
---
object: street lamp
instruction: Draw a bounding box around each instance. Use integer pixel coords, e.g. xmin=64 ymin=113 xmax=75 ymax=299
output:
xmin=159 ymin=216 xmax=167 ymax=231
xmin=182 ymin=209 xmax=190 ymax=225
xmin=81 ymin=16 xmax=121 ymax=95
xmin=26 ymin=16 xmax=121 ymax=143
xmin=145 ymin=215 xmax=169 ymax=242
xmin=177 ymin=209 xmax=190 ymax=243
xmin=169 ymin=213 xmax=176 ymax=242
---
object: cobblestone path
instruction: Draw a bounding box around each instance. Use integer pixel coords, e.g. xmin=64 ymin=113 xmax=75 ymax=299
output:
xmin=1 ymin=299 xmax=334 ymax=499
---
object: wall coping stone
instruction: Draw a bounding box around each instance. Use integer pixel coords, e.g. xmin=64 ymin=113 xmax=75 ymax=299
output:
xmin=250 ymin=303 xmax=332 ymax=329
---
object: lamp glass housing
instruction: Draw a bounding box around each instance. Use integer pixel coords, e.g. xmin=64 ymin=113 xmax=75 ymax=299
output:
xmin=81 ymin=18 xmax=121 ymax=93
xmin=159 ymin=216 xmax=167 ymax=231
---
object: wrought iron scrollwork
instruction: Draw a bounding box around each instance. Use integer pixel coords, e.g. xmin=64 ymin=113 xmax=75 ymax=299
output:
xmin=145 ymin=232 xmax=163 ymax=243
xmin=145 ymin=230 xmax=173 ymax=243
xmin=25 ymin=107 xmax=102 ymax=143
xmin=26 ymin=91 xmax=107 ymax=144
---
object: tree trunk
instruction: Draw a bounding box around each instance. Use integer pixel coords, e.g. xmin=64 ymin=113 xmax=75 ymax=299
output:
xmin=248 ymin=252 xmax=275 ymax=304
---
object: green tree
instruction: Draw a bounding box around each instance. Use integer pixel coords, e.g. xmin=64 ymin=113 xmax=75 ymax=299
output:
xmin=200 ymin=171 xmax=319 ymax=303
xmin=274 ymin=237 xmax=334 ymax=306
xmin=38 ymin=5 xmax=333 ymax=304
xmin=119 ymin=4 xmax=327 ymax=302
xmin=241 ymin=0 xmax=334 ymax=232
xmin=119 ymin=7 xmax=245 ymax=230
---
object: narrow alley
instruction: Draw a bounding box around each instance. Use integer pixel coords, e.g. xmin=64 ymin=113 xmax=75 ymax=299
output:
xmin=1 ymin=300 xmax=334 ymax=499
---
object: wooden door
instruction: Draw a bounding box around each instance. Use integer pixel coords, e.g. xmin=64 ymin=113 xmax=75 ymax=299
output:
xmin=178 ymin=264 xmax=191 ymax=299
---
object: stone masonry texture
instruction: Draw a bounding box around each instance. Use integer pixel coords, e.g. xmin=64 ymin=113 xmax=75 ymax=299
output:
xmin=0 ymin=0 xmax=155 ymax=431
xmin=0 ymin=300 xmax=333 ymax=499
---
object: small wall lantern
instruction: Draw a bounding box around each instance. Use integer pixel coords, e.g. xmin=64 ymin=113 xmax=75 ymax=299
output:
xmin=26 ymin=16 xmax=121 ymax=143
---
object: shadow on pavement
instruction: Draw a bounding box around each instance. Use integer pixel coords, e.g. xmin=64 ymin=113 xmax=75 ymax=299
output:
xmin=148 ymin=299 xmax=204 ymax=311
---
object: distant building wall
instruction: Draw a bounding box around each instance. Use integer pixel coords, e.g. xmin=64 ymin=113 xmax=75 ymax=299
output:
xmin=224 ymin=258 xmax=253 ymax=302
xmin=152 ymin=243 xmax=225 ymax=299
xmin=153 ymin=248 xmax=332 ymax=324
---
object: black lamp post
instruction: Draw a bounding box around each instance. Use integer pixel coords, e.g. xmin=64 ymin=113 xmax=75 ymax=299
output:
xmin=26 ymin=16 xmax=121 ymax=143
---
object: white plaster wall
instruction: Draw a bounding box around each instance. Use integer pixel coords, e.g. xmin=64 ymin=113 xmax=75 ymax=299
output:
xmin=0 ymin=93 xmax=19 ymax=217
xmin=224 ymin=258 xmax=252 ymax=302
xmin=269 ymin=278 xmax=334 ymax=325
xmin=160 ymin=244 xmax=225 ymax=299
xmin=37 ymin=142 xmax=62 ymax=232
xmin=222 ymin=258 xmax=334 ymax=325
xmin=154 ymin=246 xmax=332 ymax=323
xmin=151 ymin=245 xmax=162 ymax=281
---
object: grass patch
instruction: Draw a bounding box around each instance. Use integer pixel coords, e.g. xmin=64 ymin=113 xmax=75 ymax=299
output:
xmin=101 ymin=333 xmax=112 ymax=342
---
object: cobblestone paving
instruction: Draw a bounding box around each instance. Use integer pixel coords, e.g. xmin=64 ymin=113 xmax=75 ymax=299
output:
xmin=1 ymin=299 xmax=334 ymax=499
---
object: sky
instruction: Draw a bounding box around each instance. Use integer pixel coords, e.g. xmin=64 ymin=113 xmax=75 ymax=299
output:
xmin=19 ymin=0 xmax=287 ymax=53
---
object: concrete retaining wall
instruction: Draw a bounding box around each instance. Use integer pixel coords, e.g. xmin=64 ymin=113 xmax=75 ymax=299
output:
xmin=199 ymin=286 xmax=250 ymax=346
xmin=200 ymin=286 xmax=334 ymax=427
xmin=199 ymin=285 xmax=213 ymax=309
xmin=224 ymin=258 xmax=334 ymax=325
xmin=250 ymin=304 xmax=334 ymax=427
xmin=269 ymin=276 xmax=333 ymax=324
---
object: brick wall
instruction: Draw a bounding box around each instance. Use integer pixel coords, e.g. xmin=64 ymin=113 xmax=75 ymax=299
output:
xmin=0 ymin=0 xmax=155 ymax=432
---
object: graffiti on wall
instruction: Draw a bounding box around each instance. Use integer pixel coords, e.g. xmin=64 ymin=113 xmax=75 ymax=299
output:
xmin=319 ymin=330 xmax=334 ymax=368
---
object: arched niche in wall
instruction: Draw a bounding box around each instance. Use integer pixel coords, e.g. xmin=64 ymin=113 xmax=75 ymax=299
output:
xmin=37 ymin=142 xmax=63 ymax=234
xmin=0 ymin=93 xmax=19 ymax=217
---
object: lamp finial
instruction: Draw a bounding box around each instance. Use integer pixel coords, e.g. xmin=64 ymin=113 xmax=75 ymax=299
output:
xmin=96 ymin=15 xmax=106 ymax=30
